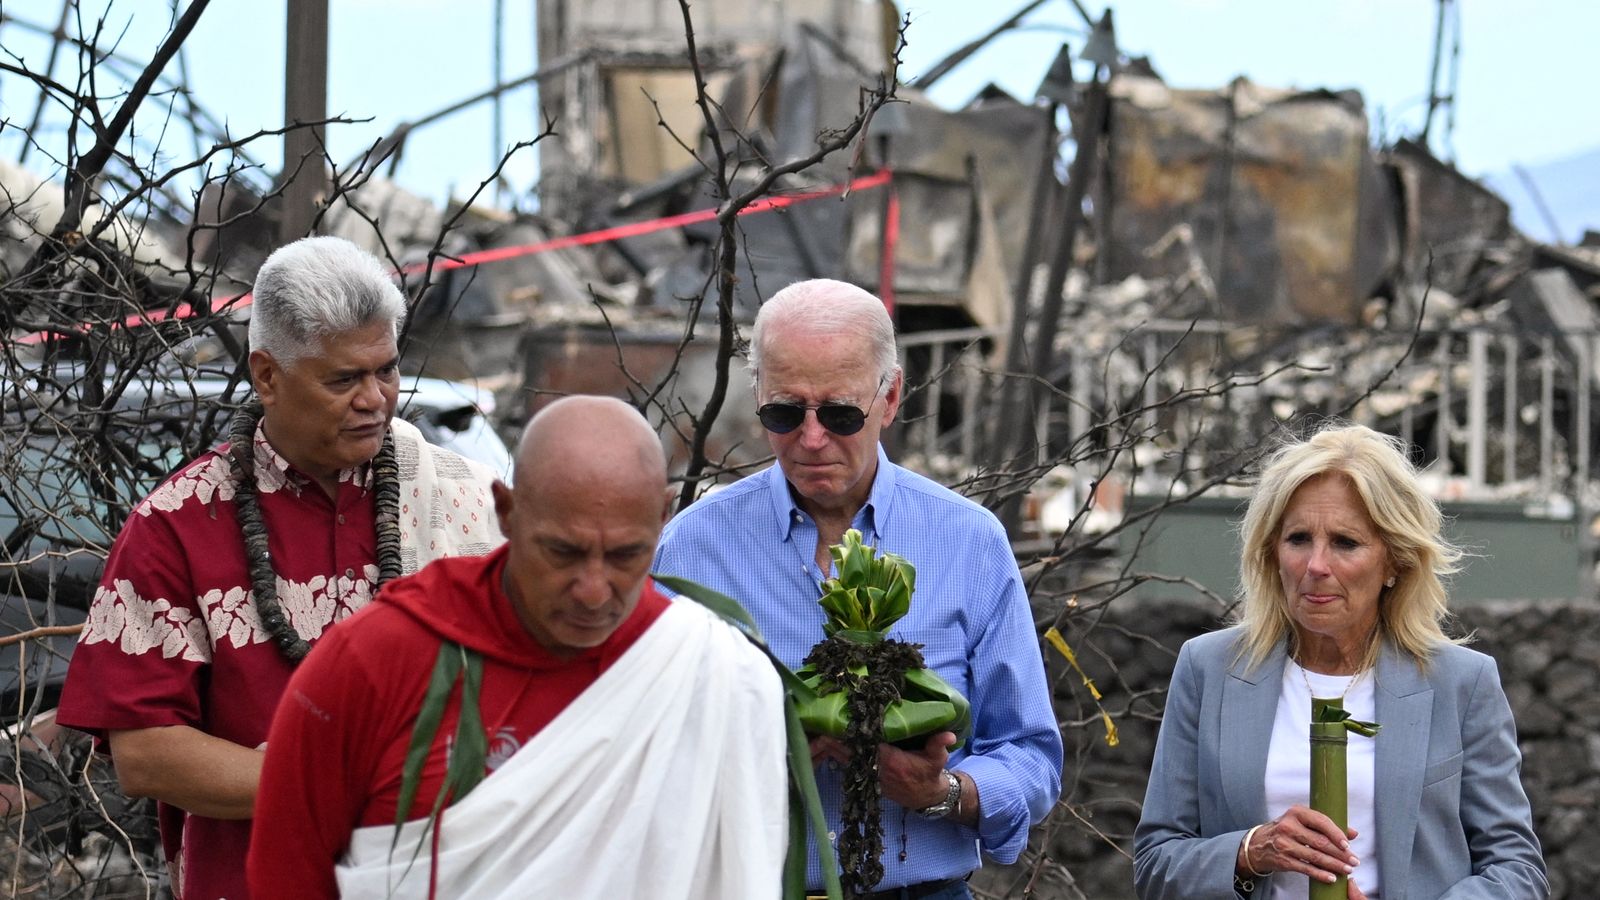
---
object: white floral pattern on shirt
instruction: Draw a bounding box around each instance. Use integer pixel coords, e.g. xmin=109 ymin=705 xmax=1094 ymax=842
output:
xmin=83 ymin=425 xmax=382 ymax=660
xmin=80 ymin=571 xmax=378 ymax=658
xmin=135 ymin=455 xmax=236 ymax=517
xmin=275 ymin=565 xmax=377 ymax=642
xmin=197 ymin=569 xmax=376 ymax=651
xmin=80 ymin=580 xmax=210 ymax=662
xmin=198 ymin=585 xmax=268 ymax=651
xmin=253 ymin=423 xmax=311 ymax=495
xmin=128 ymin=422 xmax=340 ymax=515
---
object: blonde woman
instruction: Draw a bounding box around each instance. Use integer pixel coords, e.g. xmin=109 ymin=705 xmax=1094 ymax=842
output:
xmin=1134 ymin=424 xmax=1546 ymax=899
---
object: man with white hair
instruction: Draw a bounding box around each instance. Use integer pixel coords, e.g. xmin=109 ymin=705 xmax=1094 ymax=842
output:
xmin=653 ymin=278 xmax=1063 ymax=899
xmin=57 ymin=236 xmax=502 ymax=900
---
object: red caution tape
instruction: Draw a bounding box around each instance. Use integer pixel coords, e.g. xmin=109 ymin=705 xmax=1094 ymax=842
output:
xmin=16 ymin=169 xmax=894 ymax=345
xmin=879 ymin=180 xmax=901 ymax=315
xmin=14 ymin=291 xmax=254 ymax=346
xmin=402 ymin=168 xmax=892 ymax=275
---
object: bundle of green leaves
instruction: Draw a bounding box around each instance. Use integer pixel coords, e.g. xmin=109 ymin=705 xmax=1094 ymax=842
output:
xmin=797 ymin=530 xmax=973 ymax=895
xmin=795 ymin=530 xmax=970 ymax=747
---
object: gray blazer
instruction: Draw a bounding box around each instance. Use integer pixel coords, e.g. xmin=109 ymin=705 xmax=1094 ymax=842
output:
xmin=1134 ymin=627 xmax=1547 ymax=900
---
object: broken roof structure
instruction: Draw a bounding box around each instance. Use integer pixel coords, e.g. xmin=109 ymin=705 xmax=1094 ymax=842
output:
xmin=534 ymin=0 xmax=892 ymax=220
xmin=5 ymin=0 xmax=1600 ymax=530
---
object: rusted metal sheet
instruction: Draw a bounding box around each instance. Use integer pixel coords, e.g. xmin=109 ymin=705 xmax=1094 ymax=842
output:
xmin=1386 ymin=138 xmax=1515 ymax=297
xmin=518 ymin=320 xmax=767 ymax=477
xmin=872 ymin=100 xmax=1053 ymax=299
xmin=535 ymin=0 xmax=892 ymax=219
xmin=1103 ymin=75 xmax=1396 ymax=325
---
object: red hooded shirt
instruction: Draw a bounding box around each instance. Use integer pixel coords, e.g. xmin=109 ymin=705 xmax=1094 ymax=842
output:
xmin=246 ymin=545 xmax=668 ymax=899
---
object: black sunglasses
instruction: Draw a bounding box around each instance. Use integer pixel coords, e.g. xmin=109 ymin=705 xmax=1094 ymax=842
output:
xmin=757 ymin=378 xmax=887 ymax=436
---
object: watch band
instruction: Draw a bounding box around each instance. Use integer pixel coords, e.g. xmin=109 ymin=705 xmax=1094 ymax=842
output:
xmin=916 ymin=769 xmax=962 ymax=819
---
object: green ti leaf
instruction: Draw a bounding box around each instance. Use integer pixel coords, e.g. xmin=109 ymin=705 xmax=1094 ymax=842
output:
xmin=818 ymin=529 xmax=917 ymax=638
xmin=389 ymin=642 xmax=487 ymax=885
xmin=393 ymin=642 xmax=460 ymax=838
xmin=1313 ymin=701 xmax=1381 ymax=738
xmin=647 ymin=573 xmax=841 ymax=899
xmin=861 ymin=586 xmax=889 ymax=630
xmin=901 ymin=666 xmax=971 ymax=748
xmin=445 ymin=645 xmax=487 ymax=799
xmin=881 ymin=699 xmax=958 ymax=744
xmin=881 ymin=574 xmax=911 ymax=625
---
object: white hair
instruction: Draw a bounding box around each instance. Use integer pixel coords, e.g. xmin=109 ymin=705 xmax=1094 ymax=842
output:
xmin=748 ymin=279 xmax=900 ymax=391
xmin=247 ymin=236 xmax=406 ymax=364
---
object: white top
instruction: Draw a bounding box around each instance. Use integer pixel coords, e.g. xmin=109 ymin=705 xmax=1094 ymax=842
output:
xmin=336 ymin=600 xmax=788 ymax=899
xmin=1262 ymin=660 xmax=1381 ymax=899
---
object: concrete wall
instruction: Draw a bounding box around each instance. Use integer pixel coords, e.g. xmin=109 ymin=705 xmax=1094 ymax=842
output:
xmin=970 ymin=597 xmax=1600 ymax=899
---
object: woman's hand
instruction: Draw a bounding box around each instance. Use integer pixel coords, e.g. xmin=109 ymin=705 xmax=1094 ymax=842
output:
xmin=1238 ymin=804 xmax=1360 ymax=885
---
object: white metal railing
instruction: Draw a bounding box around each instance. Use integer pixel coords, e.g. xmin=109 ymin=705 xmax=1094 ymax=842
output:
xmin=896 ymin=322 xmax=1600 ymax=502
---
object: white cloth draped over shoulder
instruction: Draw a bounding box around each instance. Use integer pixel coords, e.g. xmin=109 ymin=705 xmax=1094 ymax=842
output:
xmin=389 ymin=416 xmax=503 ymax=573
xmin=335 ymin=597 xmax=789 ymax=900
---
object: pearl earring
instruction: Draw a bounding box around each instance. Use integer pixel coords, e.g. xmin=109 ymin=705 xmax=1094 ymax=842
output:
xmin=1384 ymin=576 xmax=1396 ymax=588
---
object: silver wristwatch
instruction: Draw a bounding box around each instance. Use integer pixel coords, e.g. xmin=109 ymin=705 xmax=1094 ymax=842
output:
xmin=915 ymin=769 xmax=962 ymax=819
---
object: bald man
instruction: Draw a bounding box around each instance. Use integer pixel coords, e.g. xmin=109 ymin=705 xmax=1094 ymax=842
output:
xmin=246 ymin=397 xmax=788 ymax=899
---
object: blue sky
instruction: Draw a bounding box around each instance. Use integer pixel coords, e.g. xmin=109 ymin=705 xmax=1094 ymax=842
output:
xmin=3 ymin=1 xmax=1596 ymax=238
xmin=915 ymin=0 xmax=1600 ymax=177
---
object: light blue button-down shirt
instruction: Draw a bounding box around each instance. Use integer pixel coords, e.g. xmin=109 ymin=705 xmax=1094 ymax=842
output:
xmin=653 ymin=446 xmax=1063 ymax=891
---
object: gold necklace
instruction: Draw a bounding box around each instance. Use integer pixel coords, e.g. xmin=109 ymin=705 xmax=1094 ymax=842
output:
xmin=1297 ymin=660 xmax=1368 ymax=702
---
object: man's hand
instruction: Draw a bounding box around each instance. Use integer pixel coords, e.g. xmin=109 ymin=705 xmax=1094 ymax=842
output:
xmin=879 ymin=733 xmax=981 ymax=826
xmin=810 ymin=730 xmax=981 ymax=826
xmin=809 ymin=735 xmax=850 ymax=766
xmin=877 ymin=731 xmax=954 ymax=809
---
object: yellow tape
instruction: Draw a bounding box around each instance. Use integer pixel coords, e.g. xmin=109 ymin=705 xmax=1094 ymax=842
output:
xmin=1044 ymin=626 xmax=1120 ymax=747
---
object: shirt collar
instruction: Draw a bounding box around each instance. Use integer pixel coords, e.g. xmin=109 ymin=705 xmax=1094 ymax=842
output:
xmin=766 ymin=444 xmax=897 ymax=542
xmin=250 ymin=421 xmax=373 ymax=496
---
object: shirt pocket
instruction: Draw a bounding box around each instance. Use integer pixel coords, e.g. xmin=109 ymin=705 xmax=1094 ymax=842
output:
xmin=1421 ymin=750 xmax=1463 ymax=787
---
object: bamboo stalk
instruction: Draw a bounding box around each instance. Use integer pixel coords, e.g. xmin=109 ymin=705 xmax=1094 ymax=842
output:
xmin=1309 ymin=697 xmax=1348 ymax=900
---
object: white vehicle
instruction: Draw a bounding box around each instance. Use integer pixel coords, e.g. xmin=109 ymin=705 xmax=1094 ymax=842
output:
xmin=0 ymin=367 xmax=512 ymax=706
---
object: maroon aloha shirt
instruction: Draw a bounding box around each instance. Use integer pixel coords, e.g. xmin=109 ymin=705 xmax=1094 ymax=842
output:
xmin=56 ymin=425 xmax=380 ymax=900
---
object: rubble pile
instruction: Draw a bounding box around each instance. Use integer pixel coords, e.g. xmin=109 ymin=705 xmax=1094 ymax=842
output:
xmin=7 ymin=6 xmax=1592 ymax=515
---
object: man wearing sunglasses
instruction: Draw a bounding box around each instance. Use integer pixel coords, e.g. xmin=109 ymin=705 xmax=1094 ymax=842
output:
xmin=654 ymin=278 xmax=1062 ymax=900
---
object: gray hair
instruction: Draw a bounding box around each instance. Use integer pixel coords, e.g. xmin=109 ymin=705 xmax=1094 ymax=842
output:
xmin=247 ymin=236 xmax=406 ymax=364
xmin=747 ymin=279 xmax=900 ymax=391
